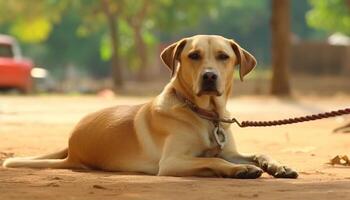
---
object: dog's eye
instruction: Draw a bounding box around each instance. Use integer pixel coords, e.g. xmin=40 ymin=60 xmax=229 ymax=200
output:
xmin=188 ymin=52 xmax=201 ymax=60
xmin=217 ymin=53 xmax=229 ymax=61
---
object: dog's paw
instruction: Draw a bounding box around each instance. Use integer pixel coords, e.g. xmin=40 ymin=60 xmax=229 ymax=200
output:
xmin=254 ymin=155 xmax=298 ymax=179
xmin=273 ymin=166 xmax=298 ymax=179
xmin=233 ymin=165 xmax=263 ymax=179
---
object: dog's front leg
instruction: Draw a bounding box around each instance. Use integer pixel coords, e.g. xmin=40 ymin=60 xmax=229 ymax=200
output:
xmin=220 ymin=131 xmax=298 ymax=178
xmin=158 ymin=156 xmax=263 ymax=178
xmin=222 ymin=153 xmax=298 ymax=178
xmin=158 ymin=134 xmax=262 ymax=179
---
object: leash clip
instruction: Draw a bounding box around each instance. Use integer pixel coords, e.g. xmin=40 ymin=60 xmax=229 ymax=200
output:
xmin=213 ymin=124 xmax=226 ymax=149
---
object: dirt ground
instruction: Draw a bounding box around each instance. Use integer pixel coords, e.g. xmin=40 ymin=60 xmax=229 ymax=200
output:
xmin=1 ymin=94 xmax=350 ymax=200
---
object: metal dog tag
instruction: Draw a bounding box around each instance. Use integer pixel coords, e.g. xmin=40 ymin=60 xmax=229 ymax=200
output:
xmin=213 ymin=126 xmax=226 ymax=149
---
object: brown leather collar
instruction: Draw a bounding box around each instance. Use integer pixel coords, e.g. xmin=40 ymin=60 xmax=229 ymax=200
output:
xmin=172 ymin=88 xmax=220 ymax=124
xmin=173 ymin=88 xmax=228 ymax=151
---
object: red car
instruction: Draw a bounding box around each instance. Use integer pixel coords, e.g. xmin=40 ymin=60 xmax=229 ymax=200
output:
xmin=0 ymin=34 xmax=33 ymax=93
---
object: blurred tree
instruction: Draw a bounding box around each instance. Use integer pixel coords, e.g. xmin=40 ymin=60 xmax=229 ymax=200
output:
xmin=100 ymin=0 xmax=124 ymax=88
xmin=76 ymin=0 xmax=216 ymax=87
xmin=191 ymin=0 xmax=270 ymax=65
xmin=270 ymin=0 xmax=291 ymax=96
xmin=0 ymin=0 xmax=216 ymax=90
xmin=291 ymin=0 xmax=327 ymax=39
xmin=0 ymin=0 xmax=67 ymax=43
xmin=56 ymin=0 xmax=127 ymax=89
xmin=192 ymin=0 xmax=326 ymax=66
xmin=123 ymin=0 xmax=151 ymax=81
xmin=121 ymin=0 xmax=216 ymax=80
xmin=0 ymin=0 xmax=327 ymax=92
xmin=307 ymin=0 xmax=350 ymax=35
xmin=36 ymin=9 xmax=107 ymax=78
xmin=0 ymin=0 xmax=108 ymax=79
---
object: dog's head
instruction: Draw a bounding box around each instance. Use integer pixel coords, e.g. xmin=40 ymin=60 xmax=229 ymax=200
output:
xmin=160 ymin=35 xmax=256 ymax=97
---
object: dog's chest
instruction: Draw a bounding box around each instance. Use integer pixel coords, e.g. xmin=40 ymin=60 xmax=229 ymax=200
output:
xmin=199 ymin=125 xmax=228 ymax=157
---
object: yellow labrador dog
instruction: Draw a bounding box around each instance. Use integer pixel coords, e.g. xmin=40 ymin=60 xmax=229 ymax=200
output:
xmin=3 ymin=35 xmax=298 ymax=179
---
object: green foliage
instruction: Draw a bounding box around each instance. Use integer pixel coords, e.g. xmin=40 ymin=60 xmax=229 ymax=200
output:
xmin=10 ymin=17 xmax=52 ymax=43
xmin=152 ymin=0 xmax=216 ymax=34
xmin=0 ymin=0 xmax=333 ymax=79
xmin=17 ymin=6 xmax=109 ymax=78
xmin=307 ymin=0 xmax=350 ymax=35
xmin=189 ymin=0 xmax=270 ymax=64
xmin=0 ymin=0 xmax=68 ymax=42
xmin=191 ymin=0 xmax=326 ymax=65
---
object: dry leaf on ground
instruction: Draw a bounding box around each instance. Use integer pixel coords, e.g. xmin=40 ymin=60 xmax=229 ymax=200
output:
xmin=328 ymin=155 xmax=350 ymax=166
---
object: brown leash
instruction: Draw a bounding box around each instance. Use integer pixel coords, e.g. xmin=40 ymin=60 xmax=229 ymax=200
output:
xmin=173 ymin=89 xmax=350 ymax=128
xmin=222 ymin=108 xmax=350 ymax=128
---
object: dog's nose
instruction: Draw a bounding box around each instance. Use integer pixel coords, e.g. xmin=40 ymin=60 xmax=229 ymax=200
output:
xmin=202 ymin=71 xmax=218 ymax=82
xmin=200 ymin=69 xmax=219 ymax=94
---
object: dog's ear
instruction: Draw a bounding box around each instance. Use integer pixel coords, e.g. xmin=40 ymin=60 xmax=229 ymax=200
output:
xmin=229 ymin=40 xmax=257 ymax=81
xmin=160 ymin=39 xmax=187 ymax=77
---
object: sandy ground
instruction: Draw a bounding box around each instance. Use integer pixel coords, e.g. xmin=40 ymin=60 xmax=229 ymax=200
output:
xmin=1 ymin=94 xmax=350 ymax=200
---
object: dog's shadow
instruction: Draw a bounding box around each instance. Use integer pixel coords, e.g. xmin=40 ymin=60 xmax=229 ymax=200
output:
xmin=71 ymin=168 xmax=274 ymax=181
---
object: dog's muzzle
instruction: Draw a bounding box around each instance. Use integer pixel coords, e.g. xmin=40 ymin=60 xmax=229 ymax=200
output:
xmin=198 ymin=69 xmax=220 ymax=96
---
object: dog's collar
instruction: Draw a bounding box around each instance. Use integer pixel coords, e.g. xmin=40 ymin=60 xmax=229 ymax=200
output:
xmin=172 ymin=88 xmax=226 ymax=150
xmin=172 ymin=88 xmax=220 ymax=122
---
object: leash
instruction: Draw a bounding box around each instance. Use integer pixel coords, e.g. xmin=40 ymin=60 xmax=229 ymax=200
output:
xmin=212 ymin=108 xmax=350 ymax=128
xmin=173 ymin=89 xmax=350 ymax=128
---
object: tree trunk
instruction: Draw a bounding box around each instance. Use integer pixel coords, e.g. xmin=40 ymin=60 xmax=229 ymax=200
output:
xmin=270 ymin=0 xmax=291 ymax=96
xmin=101 ymin=0 xmax=123 ymax=90
xmin=128 ymin=0 xmax=149 ymax=81
xmin=133 ymin=25 xmax=149 ymax=81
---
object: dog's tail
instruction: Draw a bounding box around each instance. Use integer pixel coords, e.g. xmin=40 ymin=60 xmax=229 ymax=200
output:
xmin=27 ymin=148 xmax=68 ymax=160
xmin=2 ymin=148 xmax=79 ymax=169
